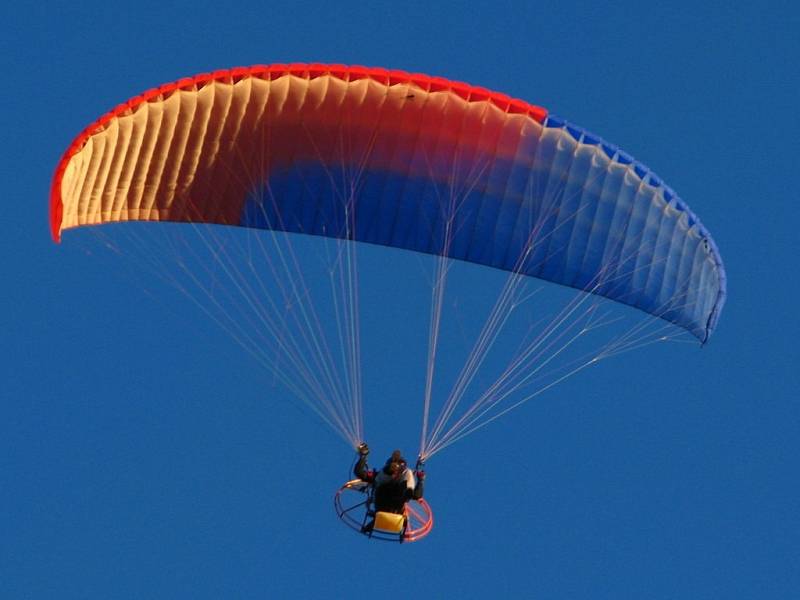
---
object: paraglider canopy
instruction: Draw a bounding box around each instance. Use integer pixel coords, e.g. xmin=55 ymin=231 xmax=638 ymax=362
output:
xmin=49 ymin=63 xmax=725 ymax=342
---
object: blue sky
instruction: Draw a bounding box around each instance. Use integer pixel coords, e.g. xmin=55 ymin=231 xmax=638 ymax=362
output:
xmin=3 ymin=1 xmax=799 ymax=598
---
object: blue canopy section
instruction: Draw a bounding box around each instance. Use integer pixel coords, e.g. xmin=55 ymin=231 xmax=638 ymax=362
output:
xmin=241 ymin=116 xmax=726 ymax=341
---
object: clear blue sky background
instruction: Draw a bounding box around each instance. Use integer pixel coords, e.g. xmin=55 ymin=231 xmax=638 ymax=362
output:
xmin=3 ymin=1 xmax=798 ymax=598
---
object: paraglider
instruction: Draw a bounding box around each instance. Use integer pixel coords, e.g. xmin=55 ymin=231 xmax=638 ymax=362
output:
xmin=50 ymin=63 xmax=726 ymax=542
xmin=335 ymin=444 xmax=431 ymax=542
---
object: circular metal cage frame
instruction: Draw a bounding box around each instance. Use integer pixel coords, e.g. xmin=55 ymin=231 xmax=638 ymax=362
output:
xmin=334 ymin=479 xmax=433 ymax=543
